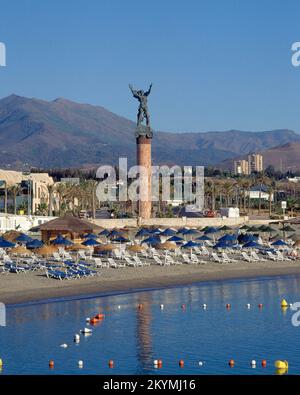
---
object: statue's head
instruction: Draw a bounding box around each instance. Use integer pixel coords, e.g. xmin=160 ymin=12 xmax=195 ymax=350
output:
xmin=138 ymin=90 xmax=144 ymax=96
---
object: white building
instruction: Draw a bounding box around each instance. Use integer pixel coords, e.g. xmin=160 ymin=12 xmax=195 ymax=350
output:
xmin=0 ymin=213 xmax=56 ymax=233
xmin=247 ymin=185 xmax=273 ymax=201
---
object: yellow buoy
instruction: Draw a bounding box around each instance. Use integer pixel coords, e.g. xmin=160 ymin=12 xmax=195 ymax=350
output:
xmin=275 ymin=368 xmax=288 ymax=375
xmin=274 ymin=360 xmax=288 ymax=369
xmin=281 ymin=299 xmax=288 ymax=308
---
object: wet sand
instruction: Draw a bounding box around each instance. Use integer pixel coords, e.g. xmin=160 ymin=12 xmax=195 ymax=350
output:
xmin=2 ymin=260 xmax=300 ymax=305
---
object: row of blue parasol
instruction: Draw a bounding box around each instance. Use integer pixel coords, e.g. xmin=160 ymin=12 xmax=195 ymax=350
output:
xmin=0 ymin=222 xmax=292 ymax=250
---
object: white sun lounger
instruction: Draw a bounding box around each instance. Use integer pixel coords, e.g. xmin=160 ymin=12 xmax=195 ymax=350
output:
xmin=275 ymin=250 xmax=291 ymax=261
xmin=211 ymin=252 xmax=223 ymax=263
xmin=108 ymin=257 xmax=125 ymax=268
xmin=124 ymin=256 xmax=136 ymax=267
xmin=53 ymin=252 xmax=62 ymax=262
xmin=241 ymin=251 xmax=252 ymax=262
xmin=153 ymin=255 xmax=164 ymax=266
xmin=266 ymin=251 xmax=278 ymax=261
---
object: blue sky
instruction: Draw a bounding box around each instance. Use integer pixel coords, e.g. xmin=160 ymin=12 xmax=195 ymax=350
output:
xmin=0 ymin=0 xmax=299 ymax=132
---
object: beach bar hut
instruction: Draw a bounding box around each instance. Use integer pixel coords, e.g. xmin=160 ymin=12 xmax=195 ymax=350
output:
xmin=37 ymin=215 xmax=102 ymax=243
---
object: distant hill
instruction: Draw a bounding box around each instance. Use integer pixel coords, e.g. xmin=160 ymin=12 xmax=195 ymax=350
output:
xmin=0 ymin=94 xmax=299 ymax=169
xmin=258 ymin=141 xmax=300 ymax=172
xmin=221 ymin=140 xmax=300 ymax=172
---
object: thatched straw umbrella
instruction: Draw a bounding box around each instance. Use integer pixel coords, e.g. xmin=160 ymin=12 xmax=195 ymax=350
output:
xmin=10 ymin=245 xmax=32 ymax=256
xmin=127 ymin=244 xmax=145 ymax=253
xmin=94 ymin=244 xmax=117 ymax=253
xmin=66 ymin=243 xmax=89 ymax=251
xmin=2 ymin=230 xmax=22 ymax=242
xmin=293 ymin=240 xmax=300 ymax=248
xmin=36 ymin=245 xmax=59 ymax=257
xmin=156 ymin=241 xmax=177 ymax=263
xmin=157 ymin=241 xmax=177 ymax=250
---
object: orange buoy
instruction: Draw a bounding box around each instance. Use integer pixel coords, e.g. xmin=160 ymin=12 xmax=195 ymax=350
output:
xmin=108 ymin=360 xmax=114 ymax=368
xmin=229 ymin=359 xmax=235 ymax=367
xmin=226 ymin=303 xmax=231 ymax=309
xmin=179 ymin=359 xmax=184 ymax=368
xmin=258 ymin=303 xmax=263 ymax=309
xmin=96 ymin=313 xmax=105 ymax=320
xmin=49 ymin=360 xmax=54 ymax=368
xmin=90 ymin=318 xmax=98 ymax=325
xmin=262 ymin=359 xmax=267 ymax=367
xmin=157 ymin=359 xmax=163 ymax=367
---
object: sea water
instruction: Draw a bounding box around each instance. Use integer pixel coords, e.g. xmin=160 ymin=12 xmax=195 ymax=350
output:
xmin=0 ymin=275 xmax=300 ymax=375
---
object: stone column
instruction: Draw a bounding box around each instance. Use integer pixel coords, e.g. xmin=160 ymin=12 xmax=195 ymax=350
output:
xmin=136 ymin=135 xmax=152 ymax=219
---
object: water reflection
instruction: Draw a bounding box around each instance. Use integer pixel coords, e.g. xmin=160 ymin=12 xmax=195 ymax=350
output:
xmin=136 ymin=295 xmax=153 ymax=373
xmin=3 ymin=275 xmax=300 ymax=374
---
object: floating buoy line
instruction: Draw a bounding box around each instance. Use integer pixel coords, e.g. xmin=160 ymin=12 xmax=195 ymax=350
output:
xmin=13 ymin=300 xmax=284 ymax=373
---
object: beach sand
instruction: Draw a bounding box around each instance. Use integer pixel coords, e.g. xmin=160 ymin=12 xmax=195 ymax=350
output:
xmin=1 ymin=260 xmax=300 ymax=305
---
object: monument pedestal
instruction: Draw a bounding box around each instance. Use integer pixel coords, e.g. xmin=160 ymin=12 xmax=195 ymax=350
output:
xmin=136 ymin=126 xmax=152 ymax=219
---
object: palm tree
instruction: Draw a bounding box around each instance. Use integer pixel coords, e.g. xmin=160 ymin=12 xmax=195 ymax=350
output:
xmin=54 ymin=183 xmax=66 ymax=216
xmin=238 ymin=178 xmax=253 ymax=214
xmin=81 ymin=180 xmax=98 ymax=219
xmin=205 ymin=180 xmax=217 ymax=211
xmin=256 ymin=173 xmax=270 ymax=215
xmin=221 ymin=181 xmax=235 ymax=207
xmin=46 ymin=184 xmax=55 ymax=216
xmin=9 ymin=184 xmax=22 ymax=215
xmin=35 ymin=202 xmax=48 ymax=216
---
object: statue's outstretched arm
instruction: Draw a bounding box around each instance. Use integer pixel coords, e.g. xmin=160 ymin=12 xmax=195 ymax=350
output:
xmin=129 ymin=84 xmax=139 ymax=98
xmin=145 ymin=83 xmax=152 ymax=96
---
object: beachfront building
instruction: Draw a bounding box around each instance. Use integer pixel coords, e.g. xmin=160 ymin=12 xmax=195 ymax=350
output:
xmin=37 ymin=214 xmax=102 ymax=243
xmin=0 ymin=169 xmax=54 ymax=215
xmin=287 ymin=177 xmax=300 ymax=183
xmin=234 ymin=160 xmax=250 ymax=175
xmin=0 ymin=213 xmax=55 ymax=233
xmin=247 ymin=185 xmax=273 ymax=201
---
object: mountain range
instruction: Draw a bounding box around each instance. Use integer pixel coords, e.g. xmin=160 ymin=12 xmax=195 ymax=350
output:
xmin=0 ymin=94 xmax=299 ymax=170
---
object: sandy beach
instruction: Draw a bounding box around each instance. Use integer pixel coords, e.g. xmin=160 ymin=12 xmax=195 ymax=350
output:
xmin=2 ymin=260 xmax=300 ymax=305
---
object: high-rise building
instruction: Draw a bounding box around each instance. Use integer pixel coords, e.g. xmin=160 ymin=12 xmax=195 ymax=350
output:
xmin=248 ymin=154 xmax=263 ymax=173
xmin=234 ymin=160 xmax=249 ymax=175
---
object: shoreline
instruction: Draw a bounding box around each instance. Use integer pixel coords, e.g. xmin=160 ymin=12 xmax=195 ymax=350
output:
xmin=2 ymin=262 xmax=300 ymax=306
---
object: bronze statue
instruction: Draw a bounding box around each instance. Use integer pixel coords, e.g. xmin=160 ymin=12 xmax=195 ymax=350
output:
xmin=129 ymin=83 xmax=152 ymax=127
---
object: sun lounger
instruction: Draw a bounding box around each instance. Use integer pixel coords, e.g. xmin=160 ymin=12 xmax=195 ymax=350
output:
xmin=211 ymin=252 xmax=222 ymax=263
xmin=77 ymin=250 xmax=87 ymax=260
xmin=108 ymin=257 xmax=125 ymax=268
xmin=167 ymin=255 xmax=181 ymax=265
xmin=241 ymin=251 xmax=252 ymax=262
xmin=221 ymin=252 xmax=235 ymax=263
xmin=250 ymin=251 xmax=266 ymax=262
xmin=190 ymin=253 xmax=198 ymax=263
xmin=266 ymin=251 xmax=278 ymax=261
xmin=93 ymin=257 xmax=103 ymax=268
xmin=46 ymin=269 xmax=71 ymax=280
xmin=181 ymin=253 xmax=193 ymax=264
xmin=53 ymin=252 xmax=62 ymax=262
xmin=133 ymin=255 xmax=149 ymax=266
xmin=194 ymin=246 xmax=203 ymax=255
xmin=275 ymin=250 xmax=291 ymax=261
xmin=153 ymin=255 xmax=164 ymax=265
xmin=201 ymin=246 xmax=210 ymax=256
xmin=124 ymin=256 xmax=137 ymax=267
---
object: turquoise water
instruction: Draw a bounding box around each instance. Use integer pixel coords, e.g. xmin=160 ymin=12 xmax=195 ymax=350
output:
xmin=0 ymin=275 xmax=300 ymax=375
